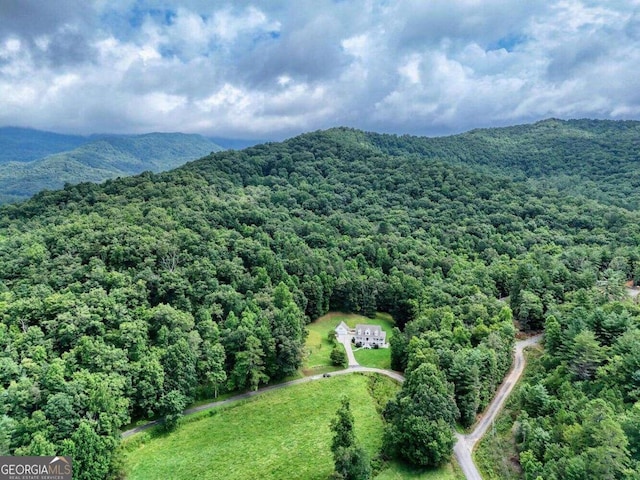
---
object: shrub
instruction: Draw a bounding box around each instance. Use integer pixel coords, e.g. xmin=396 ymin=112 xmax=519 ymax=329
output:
xmin=330 ymin=346 xmax=348 ymax=367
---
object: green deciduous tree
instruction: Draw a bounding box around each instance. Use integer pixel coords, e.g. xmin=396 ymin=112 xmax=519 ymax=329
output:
xmin=162 ymin=337 xmax=198 ymax=400
xmin=198 ymin=341 xmax=227 ymax=398
xmin=330 ymin=346 xmax=348 ymax=367
xmin=0 ymin=415 xmax=14 ymax=455
xmin=383 ymin=363 xmax=457 ymax=466
xmin=160 ymin=389 xmax=187 ymax=432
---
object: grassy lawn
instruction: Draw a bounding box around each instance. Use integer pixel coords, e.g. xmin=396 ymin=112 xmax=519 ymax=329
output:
xmin=376 ymin=460 xmax=464 ymax=480
xmin=352 ymin=313 xmax=395 ymax=370
xmin=305 ymin=312 xmax=395 ymax=372
xmin=124 ymin=374 xmax=396 ymax=480
xmin=474 ymin=347 xmax=543 ymax=480
xmin=353 ymin=346 xmax=392 ymax=369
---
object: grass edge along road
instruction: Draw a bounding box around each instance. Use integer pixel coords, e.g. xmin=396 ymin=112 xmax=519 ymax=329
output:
xmin=122 ymin=371 xmax=460 ymax=480
xmin=473 ymin=346 xmax=544 ymax=479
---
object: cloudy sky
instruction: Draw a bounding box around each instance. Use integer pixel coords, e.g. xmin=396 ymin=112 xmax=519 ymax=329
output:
xmin=1 ymin=1 xmax=639 ymax=140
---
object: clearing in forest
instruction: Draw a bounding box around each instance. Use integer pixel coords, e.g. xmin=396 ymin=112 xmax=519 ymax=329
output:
xmin=305 ymin=312 xmax=395 ymax=371
xmin=124 ymin=374 xmax=394 ymax=480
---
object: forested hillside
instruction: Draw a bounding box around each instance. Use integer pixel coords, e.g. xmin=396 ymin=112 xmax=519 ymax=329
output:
xmin=364 ymin=119 xmax=640 ymax=210
xmin=0 ymin=130 xmax=223 ymax=203
xmin=1 ymin=123 xmax=639 ymax=478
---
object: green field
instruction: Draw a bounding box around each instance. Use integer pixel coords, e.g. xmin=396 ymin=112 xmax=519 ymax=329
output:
xmin=124 ymin=374 xmax=395 ymax=480
xmin=123 ymin=372 xmax=461 ymax=480
xmin=376 ymin=461 xmax=463 ymax=480
xmin=305 ymin=312 xmax=394 ymax=371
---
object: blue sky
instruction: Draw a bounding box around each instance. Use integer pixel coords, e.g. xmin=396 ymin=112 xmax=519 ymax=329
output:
xmin=1 ymin=0 xmax=639 ymax=139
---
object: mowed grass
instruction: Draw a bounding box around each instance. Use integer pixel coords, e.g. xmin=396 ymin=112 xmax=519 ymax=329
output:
xmin=305 ymin=312 xmax=394 ymax=371
xmin=304 ymin=312 xmax=366 ymax=370
xmin=376 ymin=460 xmax=464 ymax=480
xmin=352 ymin=313 xmax=394 ymax=370
xmin=124 ymin=374 xmax=397 ymax=480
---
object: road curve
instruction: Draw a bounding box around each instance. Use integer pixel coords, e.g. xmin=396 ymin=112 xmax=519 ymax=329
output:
xmin=122 ymin=335 xmax=541 ymax=480
xmin=121 ymin=366 xmax=404 ymax=439
xmin=454 ymin=334 xmax=542 ymax=480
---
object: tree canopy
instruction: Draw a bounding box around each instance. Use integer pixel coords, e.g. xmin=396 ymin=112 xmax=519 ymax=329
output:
xmin=1 ymin=120 xmax=640 ymax=478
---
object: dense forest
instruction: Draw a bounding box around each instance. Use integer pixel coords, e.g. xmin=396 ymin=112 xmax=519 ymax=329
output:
xmin=479 ymin=288 xmax=640 ymax=480
xmin=511 ymin=293 xmax=640 ymax=480
xmin=1 ymin=120 xmax=639 ymax=478
xmin=368 ymin=119 xmax=640 ymax=210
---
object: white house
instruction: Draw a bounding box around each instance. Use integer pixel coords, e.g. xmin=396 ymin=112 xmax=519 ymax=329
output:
xmin=335 ymin=321 xmax=351 ymax=337
xmin=353 ymin=324 xmax=386 ymax=348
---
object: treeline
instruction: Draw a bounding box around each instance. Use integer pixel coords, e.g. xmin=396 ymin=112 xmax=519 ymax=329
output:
xmin=502 ymin=289 xmax=640 ymax=480
xmin=365 ymin=118 xmax=640 ymax=211
xmin=0 ymin=281 xmax=306 ymax=478
xmin=1 ymin=125 xmax=640 ymax=478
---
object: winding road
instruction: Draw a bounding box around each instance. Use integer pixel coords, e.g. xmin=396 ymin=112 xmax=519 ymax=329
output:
xmin=121 ymin=334 xmax=541 ymax=480
xmin=121 ymin=365 xmax=403 ymax=439
xmin=454 ymin=334 xmax=542 ymax=480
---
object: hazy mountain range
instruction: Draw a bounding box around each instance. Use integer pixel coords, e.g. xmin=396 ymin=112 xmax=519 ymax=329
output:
xmin=0 ymin=127 xmax=231 ymax=203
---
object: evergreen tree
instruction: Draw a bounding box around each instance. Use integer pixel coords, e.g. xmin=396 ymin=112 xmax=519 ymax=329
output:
xmin=229 ymin=335 xmax=269 ymax=391
xmin=330 ymin=396 xmax=371 ymax=480
xmin=330 ymin=346 xmax=348 ymax=367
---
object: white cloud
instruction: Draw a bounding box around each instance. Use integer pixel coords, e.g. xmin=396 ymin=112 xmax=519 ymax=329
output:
xmin=0 ymin=0 xmax=639 ymax=138
xmin=398 ymin=55 xmax=421 ymax=85
xmin=212 ymin=6 xmax=279 ymax=43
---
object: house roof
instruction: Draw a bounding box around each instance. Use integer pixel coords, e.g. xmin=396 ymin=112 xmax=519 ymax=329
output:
xmin=335 ymin=321 xmax=350 ymax=331
xmin=354 ymin=324 xmax=387 ymax=338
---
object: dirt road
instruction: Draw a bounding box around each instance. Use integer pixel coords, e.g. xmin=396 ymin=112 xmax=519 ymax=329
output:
xmin=121 ymin=366 xmax=403 ymax=439
xmin=454 ymin=334 xmax=542 ymax=479
xmin=122 ymin=334 xmax=541 ymax=480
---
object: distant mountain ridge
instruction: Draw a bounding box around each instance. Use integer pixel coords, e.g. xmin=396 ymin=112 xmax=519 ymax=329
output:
xmin=318 ymin=118 xmax=640 ymax=210
xmin=0 ymin=128 xmax=223 ymax=203
xmin=4 ymin=119 xmax=639 ymax=207
xmin=0 ymin=127 xmax=88 ymax=163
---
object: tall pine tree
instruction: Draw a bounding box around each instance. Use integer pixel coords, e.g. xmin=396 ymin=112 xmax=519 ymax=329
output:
xmin=329 ymin=396 xmax=371 ymax=480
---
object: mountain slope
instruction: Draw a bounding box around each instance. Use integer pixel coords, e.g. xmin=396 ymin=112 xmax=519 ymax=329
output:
xmin=360 ymin=119 xmax=640 ymax=210
xmin=0 ymin=131 xmax=223 ymax=203
xmin=1 ymin=122 xmax=639 ymax=479
xmin=0 ymin=127 xmax=87 ymax=163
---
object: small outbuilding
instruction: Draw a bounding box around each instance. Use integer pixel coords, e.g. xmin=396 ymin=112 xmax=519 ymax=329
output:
xmin=335 ymin=321 xmax=351 ymax=339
